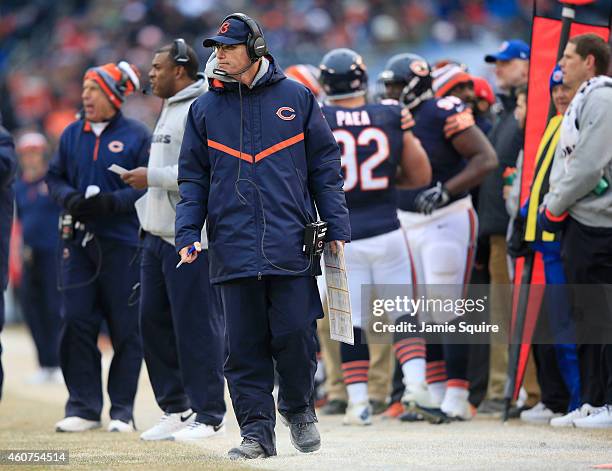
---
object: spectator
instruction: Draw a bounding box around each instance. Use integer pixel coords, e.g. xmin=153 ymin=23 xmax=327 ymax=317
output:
xmin=540 ymin=33 xmax=612 ymax=428
xmin=477 ymin=39 xmax=529 ymax=413
xmin=14 ymin=132 xmax=62 ymax=385
xmin=504 ymin=74 xmax=581 ymax=424
xmin=471 ymin=76 xmax=496 ymax=134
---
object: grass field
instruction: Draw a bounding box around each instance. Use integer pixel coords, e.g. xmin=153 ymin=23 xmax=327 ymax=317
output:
xmin=2 ymin=325 xmax=612 ymax=471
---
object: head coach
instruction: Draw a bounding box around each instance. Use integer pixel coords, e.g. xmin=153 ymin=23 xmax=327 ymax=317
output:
xmin=175 ymin=13 xmax=350 ymax=459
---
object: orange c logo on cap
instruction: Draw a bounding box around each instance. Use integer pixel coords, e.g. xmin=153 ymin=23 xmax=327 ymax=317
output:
xmin=219 ymin=22 xmax=230 ymax=34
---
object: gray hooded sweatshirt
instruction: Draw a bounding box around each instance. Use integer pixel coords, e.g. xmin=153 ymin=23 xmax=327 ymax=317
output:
xmin=135 ymin=77 xmax=207 ymax=246
xmin=544 ymin=79 xmax=612 ymax=228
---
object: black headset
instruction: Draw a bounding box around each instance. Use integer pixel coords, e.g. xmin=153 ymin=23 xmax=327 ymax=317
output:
xmin=172 ymin=38 xmax=189 ymax=65
xmin=222 ymin=12 xmax=268 ymax=62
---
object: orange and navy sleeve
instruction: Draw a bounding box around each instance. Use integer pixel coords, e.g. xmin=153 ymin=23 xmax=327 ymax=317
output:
xmin=400 ymin=106 xmax=416 ymax=132
xmin=442 ymin=105 xmax=475 ymax=139
xmin=176 ymin=100 xmax=211 ymax=251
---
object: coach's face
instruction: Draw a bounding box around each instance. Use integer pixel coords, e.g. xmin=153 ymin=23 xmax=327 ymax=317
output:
xmin=81 ymin=79 xmax=116 ymax=122
xmin=149 ymin=52 xmax=178 ymax=99
xmin=215 ymin=43 xmax=251 ymax=75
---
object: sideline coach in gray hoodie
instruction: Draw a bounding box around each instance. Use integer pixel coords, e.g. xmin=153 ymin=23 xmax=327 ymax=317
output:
xmin=122 ymin=40 xmax=226 ymax=440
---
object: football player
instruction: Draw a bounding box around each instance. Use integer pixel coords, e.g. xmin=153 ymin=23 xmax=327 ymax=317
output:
xmin=381 ymin=53 xmax=497 ymax=421
xmin=319 ymin=48 xmax=431 ymax=425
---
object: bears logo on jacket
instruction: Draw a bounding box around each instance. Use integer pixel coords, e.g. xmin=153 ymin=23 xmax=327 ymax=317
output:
xmin=276 ymin=107 xmax=296 ymax=121
xmin=108 ymin=140 xmax=125 ymax=153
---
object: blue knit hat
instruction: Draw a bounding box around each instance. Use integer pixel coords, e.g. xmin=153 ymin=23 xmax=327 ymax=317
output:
xmin=549 ymin=64 xmax=563 ymax=94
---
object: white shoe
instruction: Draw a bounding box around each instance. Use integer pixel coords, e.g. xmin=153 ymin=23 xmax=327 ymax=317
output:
xmin=573 ymin=405 xmax=612 ymax=428
xmin=140 ymin=410 xmax=195 ymax=441
xmin=401 ymin=382 xmax=440 ymax=409
xmin=520 ymin=402 xmax=561 ymax=424
xmin=55 ymin=416 xmax=101 ymax=432
xmin=27 ymin=367 xmax=63 ymax=385
xmin=108 ymin=419 xmax=135 ymax=432
xmin=440 ymin=388 xmax=472 ymax=421
xmin=343 ymin=400 xmax=372 ymax=426
xmin=550 ymin=404 xmax=597 ymax=427
xmin=401 ymin=382 xmax=449 ymax=423
xmin=170 ymin=421 xmax=225 ymax=441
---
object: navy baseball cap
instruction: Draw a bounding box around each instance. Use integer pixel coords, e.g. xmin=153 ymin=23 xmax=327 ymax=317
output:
xmin=203 ymin=18 xmax=250 ymax=47
xmin=485 ymin=40 xmax=530 ymax=63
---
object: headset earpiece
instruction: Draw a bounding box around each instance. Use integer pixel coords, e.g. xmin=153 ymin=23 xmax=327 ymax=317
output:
xmin=173 ymin=38 xmax=189 ymax=65
xmin=222 ymin=12 xmax=268 ymax=61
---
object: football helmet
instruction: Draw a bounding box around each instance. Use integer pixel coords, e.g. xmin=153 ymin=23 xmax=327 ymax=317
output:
xmin=380 ymin=53 xmax=433 ymax=109
xmin=319 ymin=48 xmax=368 ymax=100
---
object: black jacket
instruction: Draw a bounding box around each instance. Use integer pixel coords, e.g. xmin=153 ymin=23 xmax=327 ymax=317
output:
xmin=478 ymin=92 xmax=523 ymax=237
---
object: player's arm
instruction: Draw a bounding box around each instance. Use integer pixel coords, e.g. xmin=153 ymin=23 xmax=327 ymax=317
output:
xmin=395 ymin=106 xmax=431 ymax=188
xmin=445 ymin=124 xmax=497 ymax=195
xmin=396 ymin=131 xmax=431 ymax=189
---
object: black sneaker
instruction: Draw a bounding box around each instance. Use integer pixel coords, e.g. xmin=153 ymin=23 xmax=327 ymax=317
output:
xmin=507 ymin=405 xmax=529 ymax=419
xmin=320 ymin=399 xmax=347 ymax=415
xmin=370 ymin=399 xmax=388 ymax=415
xmin=227 ymin=438 xmax=268 ymax=460
xmin=288 ymin=422 xmax=321 ymax=453
xmin=477 ymin=399 xmax=505 ymax=415
xmin=399 ymin=410 xmax=425 ymax=422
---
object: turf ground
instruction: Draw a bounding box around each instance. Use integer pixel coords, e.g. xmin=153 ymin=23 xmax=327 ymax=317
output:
xmin=2 ymin=325 xmax=612 ymax=471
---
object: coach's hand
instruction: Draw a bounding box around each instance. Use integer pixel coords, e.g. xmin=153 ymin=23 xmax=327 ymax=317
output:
xmin=121 ymin=167 xmax=148 ymax=189
xmin=71 ymin=193 xmax=117 ymax=218
xmin=179 ymin=241 xmax=202 ymax=264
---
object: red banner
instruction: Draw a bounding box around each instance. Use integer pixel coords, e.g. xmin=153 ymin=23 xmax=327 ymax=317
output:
xmin=521 ymin=20 xmax=609 ymax=207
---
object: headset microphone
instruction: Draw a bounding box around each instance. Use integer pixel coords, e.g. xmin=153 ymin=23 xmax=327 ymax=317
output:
xmin=213 ymin=60 xmax=255 ymax=78
xmin=142 ymin=84 xmax=153 ymax=95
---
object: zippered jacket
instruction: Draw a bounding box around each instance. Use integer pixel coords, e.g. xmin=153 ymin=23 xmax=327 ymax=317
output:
xmin=0 ymin=125 xmax=16 ymax=290
xmin=175 ymin=55 xmax=350 ymax=284
xmin=46 ymin=112 xmax=150 ymax=245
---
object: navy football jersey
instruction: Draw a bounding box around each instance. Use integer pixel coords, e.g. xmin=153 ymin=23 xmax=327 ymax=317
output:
xmin=322 ymin=101 xmax=413 ymax=240
xmin=397 ymin=96 xmax=475 ymax=212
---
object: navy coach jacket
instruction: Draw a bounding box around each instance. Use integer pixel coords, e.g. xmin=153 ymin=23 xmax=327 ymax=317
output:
xmin=176 ymin=56 xmax=350 ymax=284
xmin=0 ymin=126 xmax=16 ymax=291
xmin=46 ymin=112 xmax=150 ymax=246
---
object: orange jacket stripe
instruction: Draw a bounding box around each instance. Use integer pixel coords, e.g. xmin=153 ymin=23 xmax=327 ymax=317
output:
xmin=207 ymin=139 xmax=252 ymax=162
xmin=207 ymin=133 xmax=305 ymax=163
xmin=255 ymin=132 xmax=304 ymax=162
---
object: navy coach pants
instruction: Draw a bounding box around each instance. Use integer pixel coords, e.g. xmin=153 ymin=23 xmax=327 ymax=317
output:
xmin=0 ymin=293 xmax=4 ymax=400
xmin=139 ymin=234 xmax=225 ymax=425
xmin=21 ymin=248 xmax=61 ymax=368
xmin=219 ymin=275 xmax=322 ymax=457
xmin=59 ymin=236 xmax=142 ymax=422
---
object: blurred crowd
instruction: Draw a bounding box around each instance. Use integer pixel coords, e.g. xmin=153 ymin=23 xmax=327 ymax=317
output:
xmin=0 ymin=0 xmax=531 ymax=137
